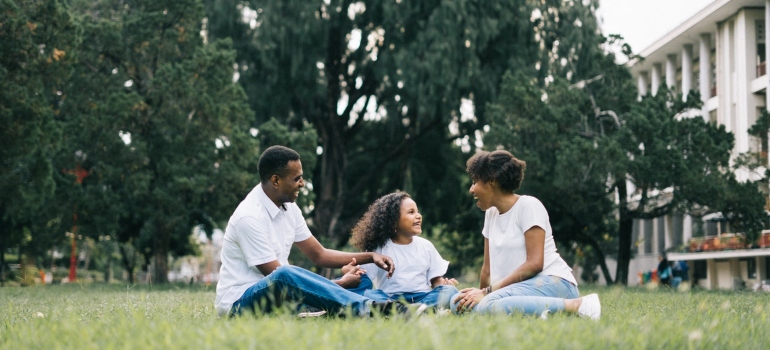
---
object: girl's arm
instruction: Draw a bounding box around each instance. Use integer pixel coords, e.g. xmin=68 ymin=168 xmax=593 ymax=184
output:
xmin=430 ymin=276 xmax=458 ymax=288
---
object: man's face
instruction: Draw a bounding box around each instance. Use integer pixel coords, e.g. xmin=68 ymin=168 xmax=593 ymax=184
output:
xmin=276 ymin=160 xmax=305 ymax=204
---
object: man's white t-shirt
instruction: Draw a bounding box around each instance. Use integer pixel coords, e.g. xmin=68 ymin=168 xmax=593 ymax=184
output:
xmin=214 ymin=184 xmax=312 ymax=316
xmin=482 ymin=195 xmax=577 ymax=286
xmin=360 ymin=236 xmax=449 ymax=295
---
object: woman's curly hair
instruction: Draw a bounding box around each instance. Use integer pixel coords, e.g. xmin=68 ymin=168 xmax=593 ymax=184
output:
xmin=466 ymin=150 xmax=526 ymax=193
xmin=350 ymin=191 xmax=411 ymax=252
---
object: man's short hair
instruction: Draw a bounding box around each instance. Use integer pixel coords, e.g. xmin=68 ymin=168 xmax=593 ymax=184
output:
xmin=258 ymin=145 xmax=301 ymax=182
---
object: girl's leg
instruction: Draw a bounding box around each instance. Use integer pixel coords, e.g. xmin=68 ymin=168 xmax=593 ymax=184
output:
xmin=363 ymin=288 xmax=391 ymax=303
xmin=475 ymin=275 xmax=578 ymax=316
xmin=415 ymin=285 xmax=459 ymax=308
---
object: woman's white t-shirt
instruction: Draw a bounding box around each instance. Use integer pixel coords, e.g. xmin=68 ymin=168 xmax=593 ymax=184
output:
xmin=482 ymin=195 xmax=577 ymax=286
xmin=361 ymin=236 xmax=449 ymax=295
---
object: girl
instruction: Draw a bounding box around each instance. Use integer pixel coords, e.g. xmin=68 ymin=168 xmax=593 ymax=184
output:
xmin=347 ymin=191 xmax=459 ymax=309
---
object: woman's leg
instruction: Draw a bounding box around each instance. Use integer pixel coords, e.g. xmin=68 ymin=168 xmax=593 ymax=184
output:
xmin=475 ymin=275 xmax=579 ymax=316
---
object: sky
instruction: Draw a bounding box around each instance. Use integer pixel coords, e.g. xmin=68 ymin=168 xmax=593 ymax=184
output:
xmin=599 ymin=0 xmax=716 ymax=54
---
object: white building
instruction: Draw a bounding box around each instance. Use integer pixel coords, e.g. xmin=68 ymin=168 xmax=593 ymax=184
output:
xmin=619 ymin=0 xmax=770 ymax=289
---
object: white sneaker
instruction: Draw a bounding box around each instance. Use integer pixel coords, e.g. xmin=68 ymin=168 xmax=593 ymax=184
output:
xmin=539 ymin=310 xmax=550 ymax=320
xmin=577 ymin=294 xmax=601 ymax=320
xmin=297 ymin=305 xmax=327 ymax=318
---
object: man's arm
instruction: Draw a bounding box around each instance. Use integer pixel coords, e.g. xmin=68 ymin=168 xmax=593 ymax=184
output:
xmin=256 ymin=260 xmax=282 ymax=276
xmin=295 ymin=236 xmax=395 ymax=277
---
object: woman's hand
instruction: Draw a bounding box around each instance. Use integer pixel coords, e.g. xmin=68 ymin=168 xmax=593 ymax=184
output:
xmin=453 ymin=287 xmax=486 ymax=313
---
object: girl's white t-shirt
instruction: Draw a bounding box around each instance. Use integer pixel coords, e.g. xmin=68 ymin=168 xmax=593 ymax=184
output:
xmin=361 ymin=236 xmax=449 ymax=295
xmin=482 ymin=195 xmax=577 ymax=286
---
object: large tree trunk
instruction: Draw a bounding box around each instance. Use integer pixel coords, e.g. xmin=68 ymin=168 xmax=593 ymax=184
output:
xmin=313 ymin=122 xmax=348 ymax=246
xmin=615 ymin=178 xmax=633 ymax=285
xmin=312 ymin=11 xmax=349 ymax=247
xmin=152 ymin=228 xmax=170 ymax=284
xmin=118 ymin=243 xmax=135 ymax=284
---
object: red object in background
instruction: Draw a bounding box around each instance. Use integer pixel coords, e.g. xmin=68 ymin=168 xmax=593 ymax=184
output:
xmin=64 ymin=164 xmax=89 ymax=282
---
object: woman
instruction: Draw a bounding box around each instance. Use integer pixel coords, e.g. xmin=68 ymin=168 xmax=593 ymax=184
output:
xmin=451 ymin=150 xmax=601 ymax=320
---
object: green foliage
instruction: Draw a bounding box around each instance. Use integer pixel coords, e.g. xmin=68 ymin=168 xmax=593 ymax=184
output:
xmin=203 ymin=0 xmax=606 ymax=251
xmin=46 ymin=0 xmax=261 ymax=282
xmin=2 ymin=285 xmax=770 ymax=348
xmin=0 ymin=0 xmax=80 ymax=266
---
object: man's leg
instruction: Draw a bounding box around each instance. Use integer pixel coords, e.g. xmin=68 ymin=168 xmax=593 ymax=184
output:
xmin=230 ymin=265 xmax=372 ymax=317
xmin=344 ymin=274 xmax=374 ymax=296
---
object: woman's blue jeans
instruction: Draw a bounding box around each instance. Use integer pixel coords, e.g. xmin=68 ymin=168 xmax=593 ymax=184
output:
xmin=450 ymin=275 xmax=579 ymax=316
xmin=230 ymin=266 xmax=372 ymax=317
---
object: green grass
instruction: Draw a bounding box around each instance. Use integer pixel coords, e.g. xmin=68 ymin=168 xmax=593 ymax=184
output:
xmin=1 ymin=284 xmax=769 ymax=349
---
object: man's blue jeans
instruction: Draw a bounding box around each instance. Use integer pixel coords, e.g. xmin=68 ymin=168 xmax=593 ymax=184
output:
xmin=230 ymin=266 xmax=372 ymax=317
xmin=450 ymin=275 xmax=579 ymax=316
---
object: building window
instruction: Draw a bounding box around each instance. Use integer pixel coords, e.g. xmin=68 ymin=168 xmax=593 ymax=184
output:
xmin=709 ymin=109 xmax=717 ymax=124
xmin=741 ymin=258 xmax=757 ymax=279
xmin=759 ymin=20 xmax=767 ymax=77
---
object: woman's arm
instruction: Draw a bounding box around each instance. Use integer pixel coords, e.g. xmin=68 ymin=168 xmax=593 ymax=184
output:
xmin=489 ymin=226 xmax=544 ymax=292
xmin=479 ymin=238 xmax=491 ymax=288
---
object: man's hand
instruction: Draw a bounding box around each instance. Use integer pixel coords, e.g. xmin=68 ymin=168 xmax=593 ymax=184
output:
xmin=370 ymin=252 xmax=395 ymax=278
xmin=335 ymin=262 xmax=364 ymax=289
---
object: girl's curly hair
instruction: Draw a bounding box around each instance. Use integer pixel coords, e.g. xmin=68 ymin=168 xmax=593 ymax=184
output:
xmin=350 ymin=191 xmax=411 ymax=252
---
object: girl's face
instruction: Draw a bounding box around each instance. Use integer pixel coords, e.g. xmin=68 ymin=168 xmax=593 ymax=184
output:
xmin=469 ymin=179 xmax=495 ymax=211
xmin=396 ymin=198 xmax=422 ymax=237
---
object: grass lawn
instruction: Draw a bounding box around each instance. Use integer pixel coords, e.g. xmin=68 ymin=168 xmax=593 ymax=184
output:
xmin=1 ymin=284 xmax=769 ymax=349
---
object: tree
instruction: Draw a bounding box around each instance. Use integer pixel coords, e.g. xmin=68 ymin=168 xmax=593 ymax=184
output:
xmin=0 ymin=0 xmax=80 ymax=284
xmin=610 ymin=87 xmax=767 ymax=284
xmin=204 ymin=0 xmax=605 ymax=250
xmin=58 ymin=0 xmax=260 ymax=283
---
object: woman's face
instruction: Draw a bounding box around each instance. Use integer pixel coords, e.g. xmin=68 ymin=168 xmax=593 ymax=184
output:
xmin=469 ymin=179 xmax=495 ymax=211
xmin=396 ymin=198 xmax=422 ymax=237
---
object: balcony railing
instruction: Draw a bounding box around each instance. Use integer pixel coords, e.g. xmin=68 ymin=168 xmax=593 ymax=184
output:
xmin=759 ymin=61 xmax=767 ymax=77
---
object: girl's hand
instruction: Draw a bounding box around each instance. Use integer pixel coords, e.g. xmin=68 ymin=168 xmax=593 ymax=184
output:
xmin=453 ymin=288 xmax=485 ymax=313
xmin=341 ymin=258 xmax=365 ymax=275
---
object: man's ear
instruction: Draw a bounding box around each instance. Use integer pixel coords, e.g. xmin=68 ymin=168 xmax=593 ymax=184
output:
xmin=270 ymin=174 xmax=281 ymax=188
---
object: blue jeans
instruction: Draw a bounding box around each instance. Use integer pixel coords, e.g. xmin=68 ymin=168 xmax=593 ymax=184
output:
xmin=363 ymin=286 xmax=459 ymax=309
xmin=450 ymin=275 xmax=579 ymax=316
xmin=230 ymin=266 xmax=372 ymax=317
xmin=347 ymin=275 xmax=458 ymax=309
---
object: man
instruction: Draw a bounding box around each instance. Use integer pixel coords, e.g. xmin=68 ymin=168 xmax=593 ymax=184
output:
xmin=215 ymin=145 xmax=400 ymax=317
